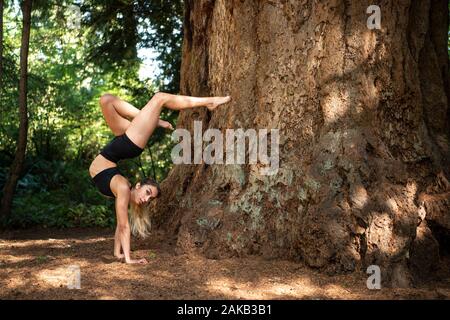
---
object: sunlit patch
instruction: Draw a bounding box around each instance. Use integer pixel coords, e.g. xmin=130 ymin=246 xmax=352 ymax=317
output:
xmin=37 ymin=267 xmax=79 ymax=288
xmin=1 ymin=254 xmax=34 ymax=264
xmin=322 ymin=90 xmax=349 ymax=124
xmin=405 ymin=181 xmax=417 ymax=199
xmin=351 ymin=185 xmax=369 ymax=209
xmin=205 ymin=276 xmax=331 ymax=299
xmin=99 ymin=295 xmax=119 ymax=300
xmin=3 ymin=277 xmax=27 ymax=289
xmin=0 ymin=237 xmax=111 ymax=254
xmin=385 ymin=198 xmax=399 ymax=214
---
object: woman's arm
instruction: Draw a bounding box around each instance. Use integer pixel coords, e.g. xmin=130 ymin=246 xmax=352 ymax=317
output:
xmin=114 ymin=226 xmax=123 ymax=259
xmin=115 ymin=183 xmax=147 ymax=264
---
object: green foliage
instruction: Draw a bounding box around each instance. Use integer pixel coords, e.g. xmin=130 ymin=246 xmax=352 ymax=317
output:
xmin=148 ymin=250 xmax=156 ymax=259
xmin=2 ymin=159 xmax=115 ymax=228
xmin=5 ymin=188 xmax=114 ymax=228
xmin=0 ymin=1 xmax=182 ymax=229
xmin=82 ymin=0 xmax=183 ymax=93
xmin=35 ymin=255 xmax=49 ymax=263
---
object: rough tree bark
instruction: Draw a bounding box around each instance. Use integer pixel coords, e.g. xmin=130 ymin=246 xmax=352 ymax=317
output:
xmin=0 ymin=0 xmax=4 ymax=90
xmin=0 ymin=0 xmax=32 ymax=218
xmin=149 ymin=0 xmax=450 ymax=287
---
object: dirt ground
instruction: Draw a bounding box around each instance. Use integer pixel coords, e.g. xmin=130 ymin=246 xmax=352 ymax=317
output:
xmin=0 ymin=227 xmax=449 ymax=300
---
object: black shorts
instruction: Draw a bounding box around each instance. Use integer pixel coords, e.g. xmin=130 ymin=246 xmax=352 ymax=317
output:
xmin=100 ymin=133 xmax=144 ymax=163
xmin=92 ymin=133 xmax=143 ymax=198
xmin=92 ymin=167 xmax=121 ymax=198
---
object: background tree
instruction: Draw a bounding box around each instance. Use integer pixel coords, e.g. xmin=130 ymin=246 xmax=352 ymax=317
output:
xmin=0 ymin=1 xmax=183 ymax=228
xmin=149 ymin=0 xmax=450 ymax=287
xmin=1 ymin=0 xmax=32 ymax=218
xmin=0 ymin=0 xmax=4 ymax=90
xmin=82 ymin=0 xmax=183 ymax=93
xmin=82 ymin=0 xmax=184 ymax=178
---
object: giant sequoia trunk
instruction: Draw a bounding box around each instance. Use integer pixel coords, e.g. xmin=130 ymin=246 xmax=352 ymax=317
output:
xmin=149 ymin=0 xmax=450 ymax=287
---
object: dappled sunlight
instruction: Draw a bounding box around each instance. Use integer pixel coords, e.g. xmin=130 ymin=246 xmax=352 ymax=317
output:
xmin=98 ymin=295 xmax=120 ymax=300
xmin=204 ymin=274 xmax=365 ymax=299
xmin=1 ymin=229 xmax=449 ymax=299
xmin=386 ymin=198 xmax=399 ymax=214
xmin=322 ymin=89 xmax=350 ymax=125
xmin=36 ymin=267 xmax=77 ymax=288
xmin=351 ymin=185 xmax=369 ymax=210
xmin=0 ymin=254 xmax=34 ymax=263
xmin=205 ymin=275 xmax=315 ymax=299
xmin=1 ymin=0 xmax=449 ymax=302
xmin=0 ymin=237 xmax=111 ymax=248
xmin=366 ymin=211 xmax=396 ymax=254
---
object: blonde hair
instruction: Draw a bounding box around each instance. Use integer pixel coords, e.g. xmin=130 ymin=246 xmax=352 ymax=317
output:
xmin=128 ymin=178 xmax=161 ymax=238
xmin=129 ymin=201 xmax=152 ymax=238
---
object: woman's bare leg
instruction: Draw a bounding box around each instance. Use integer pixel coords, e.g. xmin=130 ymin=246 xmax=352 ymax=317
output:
xmin=125 ymin=92 xmax=231 ymax=148
xmin=101 ymin=94 xmax=140 ymax=119
xmin=158 ymin=92 xmax=231 ymax=111
xmin=99 ymin=94 xmax=140 ymax=136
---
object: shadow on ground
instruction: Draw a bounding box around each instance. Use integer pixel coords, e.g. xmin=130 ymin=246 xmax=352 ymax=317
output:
xmin=1 ymin=228 xmax=449 ymax=300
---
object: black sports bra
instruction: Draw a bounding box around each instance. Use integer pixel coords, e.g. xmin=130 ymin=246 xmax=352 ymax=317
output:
xmin=92 ymin=167 xmax=121 ymax=198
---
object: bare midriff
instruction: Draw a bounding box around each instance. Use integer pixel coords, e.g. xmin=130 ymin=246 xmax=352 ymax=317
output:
xmin=89 ymin=154 xmax=117 ymax=178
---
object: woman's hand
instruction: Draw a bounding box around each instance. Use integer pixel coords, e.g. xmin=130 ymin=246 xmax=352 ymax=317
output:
xmin=125 ymin=258 xmax=148 ymax=264
xmin=158 ymin=119 xmax=174 ymax=130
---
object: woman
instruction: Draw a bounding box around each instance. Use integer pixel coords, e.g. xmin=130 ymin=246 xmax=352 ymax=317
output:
xmin=89 ymin=92 xmax=231 ymax=264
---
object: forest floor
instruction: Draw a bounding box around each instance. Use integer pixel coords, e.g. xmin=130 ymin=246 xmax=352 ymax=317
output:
xmin=0 ymin=227 xmax=449 ymax=300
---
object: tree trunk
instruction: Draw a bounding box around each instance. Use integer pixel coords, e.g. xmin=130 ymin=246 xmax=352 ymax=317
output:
xmin=0 ymin=0 xmax=32 ymax=218
xmin=0 ymin=0 xmax=4 ymax=90
xmin=149 ymin=0 xmax=450 ymax=287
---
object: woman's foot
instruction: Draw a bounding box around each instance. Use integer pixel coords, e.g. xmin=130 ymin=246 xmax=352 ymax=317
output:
xmin=125 ymin=258 xmax=149 ymax=265
xmin=207 ymin=96 xmax=231 ymax=111
xmin=158 ymin=119 xmax=174 ymax=130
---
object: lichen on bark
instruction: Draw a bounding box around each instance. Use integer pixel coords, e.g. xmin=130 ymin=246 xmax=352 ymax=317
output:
xmin=148 ymin=0 xmax=450 ymax=287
